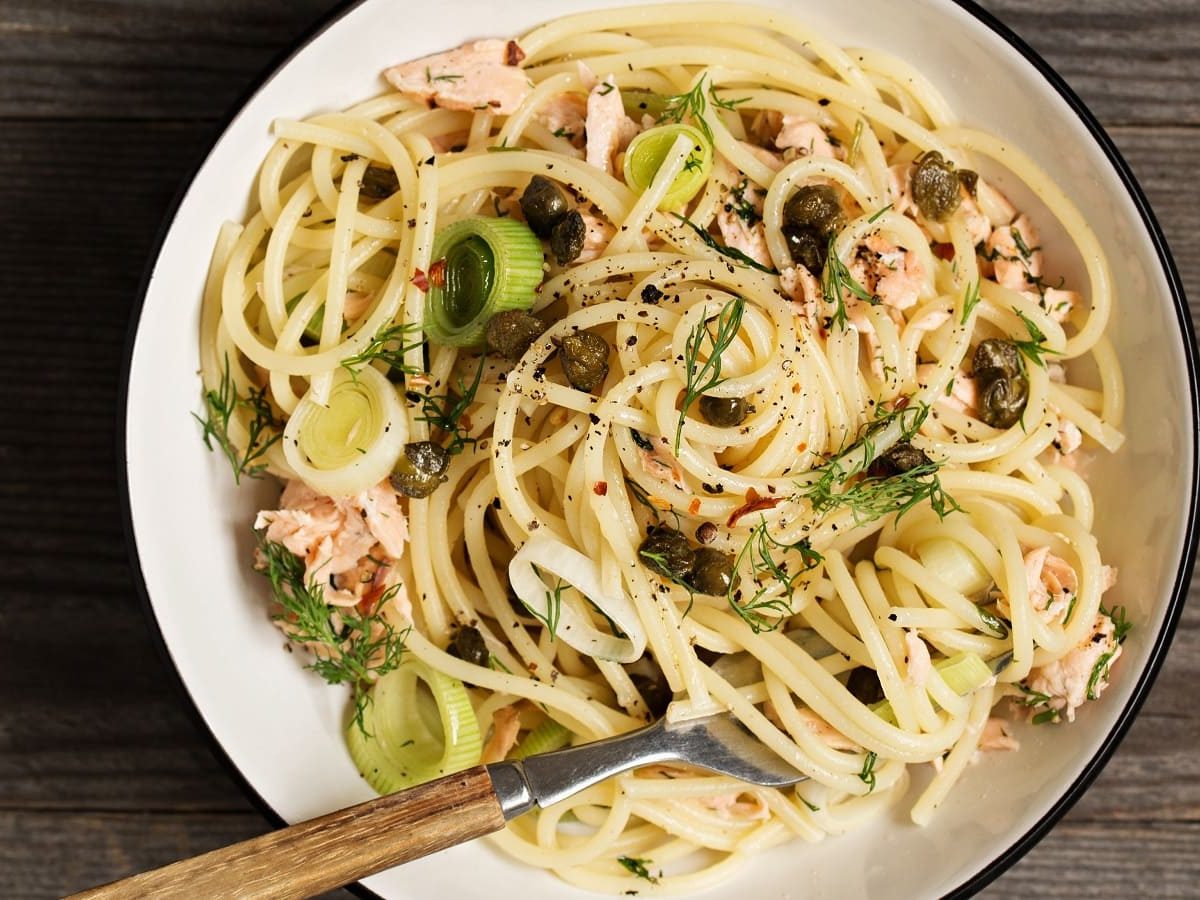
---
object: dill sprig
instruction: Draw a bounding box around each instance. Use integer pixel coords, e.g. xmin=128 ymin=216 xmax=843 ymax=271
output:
xmin=340 ymin=321 xmax=425 ymax=380
xmin=725 ymin=177 xmax=762 ymax=226
xmin=658 ymin=76 xmax=712 ymax=142
xmin=617 ymin=856 xmax=659 ymax=883
xmin=799 ymin=403 xmax=960 ymax=525
xmin=675 ymin=296 xmax=746 ymax=452
xmin=1011 ymin=308 xmax=1061 ymax=369
xmin=521 ymin=565 xmax=565 ymax=638
xmin=858 ymin=750 xmax=878 ymax=791
xmin=415 ymin=354 xmax=486 ymax=455
xmin=194 ymin=354 xmax=281 ymax=484
xmin=961 ymin=280 xmax=982 ymax=325
xmin=1087 ymin=604 xmax=1133 ymax=700
xmin=673 ymin=213 xmax=778 ymax=274
xmin=727 ymin=516 xmax=823 ymax=633
xmin=257 ymin=535 xmax=409 ymax=734
xmin=821 ymin=234 xmax=874 ymax=330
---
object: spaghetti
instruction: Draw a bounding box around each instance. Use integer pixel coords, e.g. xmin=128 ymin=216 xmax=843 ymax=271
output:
xmin=197 ymin=3 xmax=1129 ymax=893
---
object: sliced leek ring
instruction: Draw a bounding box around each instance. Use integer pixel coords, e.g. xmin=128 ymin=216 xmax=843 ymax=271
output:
xmin=282 ymin=365 xmax=406 ymax=497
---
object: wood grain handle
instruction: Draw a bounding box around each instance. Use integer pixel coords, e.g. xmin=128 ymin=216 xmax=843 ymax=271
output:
xmin=68 ymin=765 xmax=505 ymax=899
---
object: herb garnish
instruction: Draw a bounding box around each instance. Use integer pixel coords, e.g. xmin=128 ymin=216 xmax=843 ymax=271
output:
xmin=617 ymin=856 xmax=659 ymax=883
xmin=725 ymin=177 xmax=762 ymax=226
xmin=257 ymin=535 xmax=408 ymax=734
xmin=523 ymin=565 xmax=564 ymax=638
xmin=847 ymin=119 xmax=865 ymax=166
xmin=1011 ymin=308 xmax=1061 ymax=369
xmin=194 ymin=354 xmax=281 ymax=484
xmin=867 ymin=203 xmax=893 ymax=224
xmin=727 ymin=516 xmax=823 ymax=633
xmin=416 ymin=354 xmax=486 ymax=455
xmin=425 ymin=67 xmax=463 ymax=83
xmin=551 ymin=126 xmax=576 ymax=140
xmin=821 ymin=234 xmax=874 ymax=329
xmin=675 ymin=295 xmax=746 ymax=451
xmin=340 ymin=321 xmax=426 ymax=380
xmin=858 ymin=751 xmax=878 ymax=791
xmin=673 ymin=213 xmax=778 ymax=274
xmin=961 ymin=280 xmax=982 ymax=325
xmin=1087 ymin=604 xmax=1132 ymax=700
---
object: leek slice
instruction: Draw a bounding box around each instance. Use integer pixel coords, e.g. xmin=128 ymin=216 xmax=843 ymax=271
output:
xmin=508 ymin=536 xmax=647 ymax=663
xmin=424 ymin=217 xmax=544 ymax=347
xmin=511 ymin=718 xmax=572 ymax=759
xmin=870 ymin=651 xmax=993 ymax=725
xmin=623 ymin=124 xmax=712 ymax=210
xmin=346 ymin=657 xmax=482 ymax=795
xmin=282 ymin=365 xmax=407 ymax=497
xmin=916 ymin=539 xmax=991 ymax=597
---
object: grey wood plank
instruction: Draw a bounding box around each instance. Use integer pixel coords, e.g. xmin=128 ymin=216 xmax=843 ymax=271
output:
xmin=0 ymin=0 xmax=1195 ymax=125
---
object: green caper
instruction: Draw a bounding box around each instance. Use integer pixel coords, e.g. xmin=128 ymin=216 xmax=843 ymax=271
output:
xmin=519 ymin=175 xmax=569 ymax=237
xmin=911 ymin=151 xmax=962 ymax=222
xmin=978 ymin=373 xmax=1029 ymax=429
xmin=783 ymin=184 xmax=845 ymax=236
xmin=360 ymin=165 xmax=400 ymax=200
xmin=867 ymin=442 xmax=932 ymax=479
xmin=630 ymin=670 xmax=673 ymax=718
xmin=448 ymin=625 xmax=489 ymax=667
xmin=638 ymin=526 xmax=695 ymax=583
xmin=782 ymin=223 xmax=827 ymax=273
xmin=699 ymin=395 xmax=749 ymax=428
xmin=486 ymin=309 xmax=546 ymax=360
xmin=549 ymin=210 xmax=586 ymax=265
xmin=688 ymin=547 xmax=736 ymax=596
xmin=389 ymin=440 xmax=450 ymax=498
xmin=958 ymin=168 xmax=979 ymax=198
xmin=972 ymin=338 xmax=1023 ymax=382
xmin=559 ymin=331 xmax=610 ymax=393
xmin=845 ymin=666 xmax=885 ymax=705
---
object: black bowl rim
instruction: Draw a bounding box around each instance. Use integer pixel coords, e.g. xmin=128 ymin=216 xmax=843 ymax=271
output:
xmin=116 ymin=1 xmax=1198 ymax=897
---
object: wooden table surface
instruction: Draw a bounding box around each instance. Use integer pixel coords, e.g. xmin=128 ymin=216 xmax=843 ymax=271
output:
xmin=1 ymin=1 xmax=1196 ymax=897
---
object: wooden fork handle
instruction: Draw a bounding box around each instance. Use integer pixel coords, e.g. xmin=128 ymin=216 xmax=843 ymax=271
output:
xmin=68 ymin=765 xmax=505 ymax=899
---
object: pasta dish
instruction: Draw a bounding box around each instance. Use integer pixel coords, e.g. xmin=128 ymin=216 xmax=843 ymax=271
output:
xmin=195 ymin=3 xmax=1129 ymax=892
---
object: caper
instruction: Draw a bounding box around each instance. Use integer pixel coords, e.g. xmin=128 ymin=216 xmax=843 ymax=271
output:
xmin=845 ymin=666 xmax=885 ymax=705
xmin=519 ymin=175 xmax=569 ymax=237
xmin=698 ymin=395 xmax=748 ymax=428
xmin=867 ymin=442 xmax=932 ymax=479
xmin=559 ymin=331 xmax=610 ymax=393
xmin=978 ymin=373 xmax=1029 ymax=429
xmin=783 ymin=184 xmax=845 ymax=236
xmin=972 ymin=338 xmax=1023 ymax=382
xmin=911 ymin=151 xmax=962 ymax=222
xmin=549 ymin=210 xmax=586 ymax=265
xmin=360 ymin=165 xmax=400 ymax=200
xmin=389 ymin=440 xmax=450 ymax=498
xmin=630 ymin=670 xmax=673 ymax=718
xmin=486 ymin=309 xmax=545 ymax=360
xmin=782 ymin=223 xmax=827 ymax=273
xmin=958 ymin=168 xmax=979 ymax=198
xmin=638 ymin=526 xmax=695 ymax=582
xmin=688 ymin=547 xmax=736 ymax=596
xmin=448 ymin=625 xmax=489 ymax=668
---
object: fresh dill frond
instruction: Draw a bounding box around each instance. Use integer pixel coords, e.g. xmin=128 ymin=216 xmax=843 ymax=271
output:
xmin=725 ymin=177 xmax=762 ymax=226
xmin=658 ymin=76 xmax=713 ymax=143
xmin=523 ymin=564 xmax=564 ymax=638
xmin=675 ymin=295 xmax=746 ymax=452
xmin=708 ymin=82 xmax=750 ymax=112
xmin=1102 ymin=603 xmax=1132 ymax=643
xmin=801 ymin=403 xmax=929 ymax=504
xmin=617 ymin=856 xmax=659 ymax=883
xmin=961 ymin=280 xmax=982 ymax=324
xmin=858 ymin=750 xmax=878 ymax=791
xmin=193 ymin=354 xmax=281 ymax=484
xmin=257 ymin=535 xmax=408 ymax=734
xmin=416 ymin=354 xmax=486 ymax=455
xmin=867 ymin=203 xmax=893 ymax=224
xmin=1011 ymin=308 xmax=1061 ymax=369
xmin=340 ymin=321 xmax=425 ymax=380
xmin=727 ymin=516 xmax=823 ymax=633
xmin=673 ymin=213 xmax=778 ymax=274
xmin=821 ymin=234 xmax=874 ymax=330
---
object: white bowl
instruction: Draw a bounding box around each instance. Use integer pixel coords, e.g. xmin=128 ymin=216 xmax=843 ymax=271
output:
xmin=121 ymin=0 xmax=1197 ymax=896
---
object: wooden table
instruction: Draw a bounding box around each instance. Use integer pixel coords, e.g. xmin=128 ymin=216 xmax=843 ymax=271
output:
xmin=1 ymin=1 xmax=1195 ymax=897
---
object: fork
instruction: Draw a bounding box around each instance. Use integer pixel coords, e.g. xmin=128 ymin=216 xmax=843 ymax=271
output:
xmin=69 ymin=711 xmax=805 ymax=899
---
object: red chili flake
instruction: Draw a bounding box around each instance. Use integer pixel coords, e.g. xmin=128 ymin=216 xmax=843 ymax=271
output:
xmin=505 ymin=40 xmax=527 ymax=66
xmin=412 ymin=267 xmax=429 ymax=292
xmin=593 ymin=481 xmax=608 ymax=496
xmin=688 ymin=498 xmax=701 ymax=516
xmin=933 ymin=242 xmax=955 ymax=261
xmin=429 ymin=258 xmax=447 ymax=288
xmin=726 ymin=487 xmax=783 ymax=528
